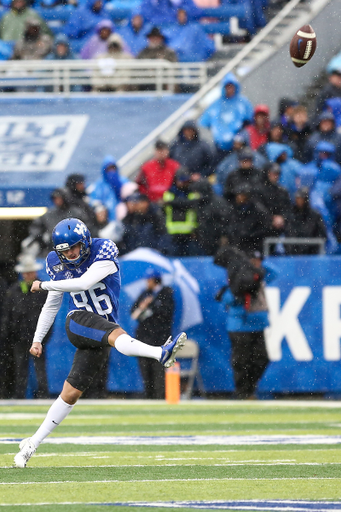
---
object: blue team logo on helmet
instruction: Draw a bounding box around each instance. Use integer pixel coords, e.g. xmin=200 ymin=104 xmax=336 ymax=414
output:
xmin=52 ymin=218 xmax=92 ymax=268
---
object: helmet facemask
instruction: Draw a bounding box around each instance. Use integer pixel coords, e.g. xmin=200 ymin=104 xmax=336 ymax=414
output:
xmin=55 ymin=240 xmax=90 ymax=268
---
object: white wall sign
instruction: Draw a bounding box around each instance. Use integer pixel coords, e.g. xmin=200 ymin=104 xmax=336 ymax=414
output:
xmin=0 ymin=115 xmax=89 ymax=171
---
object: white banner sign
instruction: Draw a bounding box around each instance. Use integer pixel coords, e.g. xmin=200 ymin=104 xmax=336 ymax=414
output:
xmin=0 ymin=115 xmax=89 ymax=171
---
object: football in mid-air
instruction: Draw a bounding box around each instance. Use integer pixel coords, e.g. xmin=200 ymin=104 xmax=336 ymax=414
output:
xmin=289 ymin=24 xmax=317 ymax=68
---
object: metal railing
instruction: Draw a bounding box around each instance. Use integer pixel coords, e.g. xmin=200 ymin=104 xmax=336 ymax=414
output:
xmin=263 ymin=237 xmax=326 ymax=257
xmin=0 ymin=59 xmax=208 ymax=95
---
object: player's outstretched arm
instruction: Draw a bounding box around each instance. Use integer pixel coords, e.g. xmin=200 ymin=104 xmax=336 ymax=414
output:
xmin=33 ymin=260 xmax=118 ymax=294
xmin=30 ymin=342 xmax=43 ymax=358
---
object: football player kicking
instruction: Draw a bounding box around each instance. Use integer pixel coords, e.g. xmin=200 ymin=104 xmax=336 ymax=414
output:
xmin=14 ymin=218 xmax=186 ymax=468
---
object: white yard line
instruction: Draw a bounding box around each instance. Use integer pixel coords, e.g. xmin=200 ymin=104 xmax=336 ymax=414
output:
xmin=3 ymin=434 xmax=341 ymax=445
xmin=2 ymin=462 xmax=340 ymax=469
xmin=1 ymin=501 xmax=341 ymax=511
xmin=2 ymin=399 xmax=341 ymax=407
xmin=1 ymin=477 xmax=341 ymax=486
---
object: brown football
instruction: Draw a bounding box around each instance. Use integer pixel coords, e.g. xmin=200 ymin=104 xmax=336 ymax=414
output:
xmin=289 ymin=24 xmax=317 ymax=68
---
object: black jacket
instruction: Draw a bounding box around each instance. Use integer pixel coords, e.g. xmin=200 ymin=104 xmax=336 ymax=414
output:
xmin=170 ymin=121 xmax=215 ymax=177
xmin=119 ymin=204 xmax=172 ymax=255
xmin=285 ymin=203 xmax=327 ymax=255
xmin=224 ymin=199 xmax=272 ymax=254
xmin=1 ymin=281 xmax=52 ymax=349
xmin=223 ymin=166 xmax=263 ymax=203
xmin=131 ymin=286 xmax=174 ymax=344
xmin=190 ymin=180 xmax=230 ymax=255
xmin=257 ymin=178 xmax=292 ymax=217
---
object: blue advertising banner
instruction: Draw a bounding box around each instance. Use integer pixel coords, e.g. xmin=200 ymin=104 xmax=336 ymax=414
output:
xmin=36 ymin=251 xmax=341 ymax=397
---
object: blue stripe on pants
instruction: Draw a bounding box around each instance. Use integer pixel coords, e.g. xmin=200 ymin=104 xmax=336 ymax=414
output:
xmin=69 ymin=318 xmax=105 ymax=342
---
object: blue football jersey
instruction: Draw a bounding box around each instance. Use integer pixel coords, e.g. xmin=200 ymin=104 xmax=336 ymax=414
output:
xmin=46 ymin=238 xmax=121 ymax=323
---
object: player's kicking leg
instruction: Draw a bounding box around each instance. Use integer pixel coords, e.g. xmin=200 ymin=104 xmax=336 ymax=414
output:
xmin=160 ymin=332 xmax=187 ymax=368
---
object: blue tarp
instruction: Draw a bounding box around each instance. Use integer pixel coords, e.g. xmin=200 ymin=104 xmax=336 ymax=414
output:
xmin=32 ymin=250 xmax=341 ymax=397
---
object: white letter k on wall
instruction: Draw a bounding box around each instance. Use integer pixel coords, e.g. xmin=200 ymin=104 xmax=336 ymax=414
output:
xmin=265 ymin=287 xmax=313 ymax=362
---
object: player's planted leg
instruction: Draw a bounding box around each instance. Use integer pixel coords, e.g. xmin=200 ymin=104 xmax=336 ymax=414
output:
xmin=14 ymin=382 xmax=79 ymax=468
xmin=14 ymin=438 xmax=37 ymax=468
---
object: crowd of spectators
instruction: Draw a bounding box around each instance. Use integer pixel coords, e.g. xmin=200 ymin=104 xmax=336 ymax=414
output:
xmin=0 ymin=0 xmax=225 ymax=66
xmin=0 ymin=0 xmax=272 ymax=81
xmin=21 ymin=64 xmax=341 ymax=259
xmin=18 ymin=65 xmax=341 ymax=259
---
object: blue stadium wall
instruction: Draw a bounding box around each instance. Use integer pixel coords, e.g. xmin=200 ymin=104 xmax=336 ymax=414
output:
xmin=30 ymin=250 xmax=341 ymax=398
xmin=0 ymin=95 xmax=189 ymax=207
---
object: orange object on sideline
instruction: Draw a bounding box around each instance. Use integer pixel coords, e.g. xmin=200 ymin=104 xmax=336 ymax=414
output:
xmin=165 ymin=362 xmax=180 ymax=404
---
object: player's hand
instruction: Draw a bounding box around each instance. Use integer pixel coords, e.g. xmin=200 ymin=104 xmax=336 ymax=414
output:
xmin=30 ymin=342 xmax=42 ymax=358
xmin=31 ymin=280 xmax=42 ymax=293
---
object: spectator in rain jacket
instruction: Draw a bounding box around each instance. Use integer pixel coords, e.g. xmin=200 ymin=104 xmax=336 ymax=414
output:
xmin=117 ymin=13 xmax=151 ymax=56
xmin=64 ymin=0 xmax=107 ymax=42
xmin=297 ymin=141 xmax=341 ymax=191
xmin=80 ymin=19 xmax=115 ymax=59
xmin=87 ymin=155 xmax=129 ymax=223
xmin=64 ymin=173 xmax=99 ymax=237
xmin=12 ymin=17 xmax=53 ymax=60
xmin=0 ymin=0 xmax=52 ymax=41
xmin=300 ymin=141 xmax=341 ymax=252
xmin=199 ymin=72 xmax=254 ymax=160
xmin=277 ymin=97 xmax=297 ymax=131
xmin=329 ymin=168 xmax=341 ymax=248
xmin=325 ymin=97 xmax=341 ymax=130
xmin=119 ymin=192 xmax=173 ymax=255
xmin=170 ymin=120 xmax=215 ymax=179
xmin=256 ymin=163 xmax=292 ymax=243
xmin=215 ymin=133 xmax=267 ymax=196
xmin=136 ymin=140 xmax=180 ymax=202
xmin=305 ymin=111 xmax=341 ymax=166
xmin=285 ymin=105 xmax=312 ymax=163
xmin=258 ymin=120 xmax=286 ymax=158
xmin=137 ymin=26 xmax=177 ymax=62
xmin=23 ymin=188 xmax=85 ymax=258
xmin=223 ymin=147 xmax=264 ymax=204
xmin=46 ymin=34 xmax=75 ymax=60
xmin=285 ymin=188 xmax=327 ymax=255
xmin=244 ymin=104 xmax=270 ymax=151
xmin=264 ymin=142 xmax=303 ymax=200
xmin=214 ymin=246 xmax=278 ymax=399
xmin=223 ymin=183 xmax=272 ymax=255
xmin=315 ymin=68 xmax=341 ymax=116
xmin=165 ymin=7 xmax=215 ymax=62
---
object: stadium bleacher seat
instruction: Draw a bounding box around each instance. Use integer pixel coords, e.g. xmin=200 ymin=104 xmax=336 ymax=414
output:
xmin=202 ymin=21 xmax=230 ymax=35
xmin=34 ymin=0 xmax=254 ymax=35
xmin=36 ymin=5 xmax=75 ymax=22
xmin=200 ymin=3 xmax=254 ymax=34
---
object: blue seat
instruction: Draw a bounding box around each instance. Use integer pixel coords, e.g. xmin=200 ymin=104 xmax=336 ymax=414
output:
xmin=103 ymin=3 xmax=135 ymax=21
xmin=36 ymin=5 xmax=74 ymax=22
xmin=200 ymin=2 xmax=255 ymax=35
xmin=202 ymin=21 xmax=230 ymax=35
xmin=0 ymin=39 xmax=14 ymax=60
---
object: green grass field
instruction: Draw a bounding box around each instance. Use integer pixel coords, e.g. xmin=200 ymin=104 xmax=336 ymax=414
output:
xmin=1 ymin=400 xmax=341 ymax=512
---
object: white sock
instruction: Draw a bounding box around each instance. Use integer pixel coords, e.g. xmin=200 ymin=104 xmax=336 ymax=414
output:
xmin=115 ymin=333 xmax=162 ymax=361
xmin=31 ymin=396 xmax=74 ymax=448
